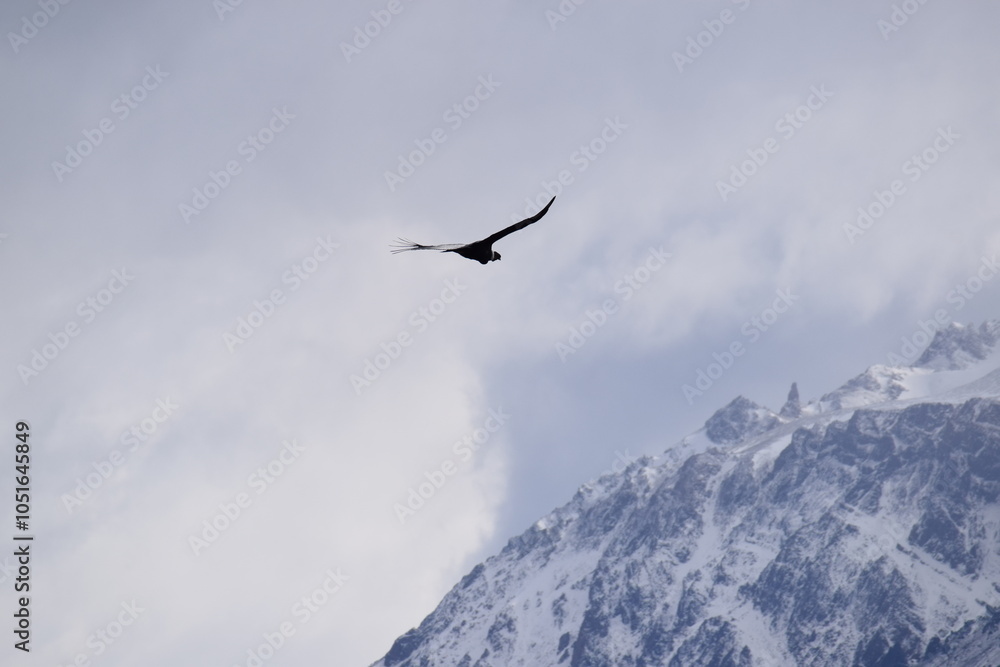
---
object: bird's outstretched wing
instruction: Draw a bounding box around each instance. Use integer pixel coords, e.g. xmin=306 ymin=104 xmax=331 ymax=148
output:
xmin=482 ymin=195 xmax=556 ymax=246
xmin=389 ymin=238 xmax=466 ymax=254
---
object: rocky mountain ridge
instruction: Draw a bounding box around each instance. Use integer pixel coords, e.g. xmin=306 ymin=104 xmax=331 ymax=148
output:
xmin=372 ymin=321 xmax=1000 ymax=667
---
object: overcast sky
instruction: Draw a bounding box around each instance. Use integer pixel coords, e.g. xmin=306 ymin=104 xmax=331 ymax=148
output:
xmin=3 ymin=1 xmax=1000 ymax=665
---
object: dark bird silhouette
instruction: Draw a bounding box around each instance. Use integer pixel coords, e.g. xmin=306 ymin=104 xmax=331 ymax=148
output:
xmin=390 ymin=196 xmax=556 ymax=264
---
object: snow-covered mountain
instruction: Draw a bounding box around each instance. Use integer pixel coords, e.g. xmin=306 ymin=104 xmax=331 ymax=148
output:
xmin=372 ymin=321 xmax=1000 ymax=667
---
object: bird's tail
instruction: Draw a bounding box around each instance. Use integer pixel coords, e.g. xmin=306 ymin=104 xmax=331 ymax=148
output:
xmin=389 ymin=238 xmax=430 ymax=254
xmin=389 ymin=238 xmax=461 ymax=254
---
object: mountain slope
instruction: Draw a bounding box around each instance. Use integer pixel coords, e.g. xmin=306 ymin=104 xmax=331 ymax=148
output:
xmin=372 ymin=321 xmax=1000 ymax=667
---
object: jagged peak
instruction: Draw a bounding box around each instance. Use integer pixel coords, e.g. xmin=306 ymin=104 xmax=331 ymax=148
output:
xmin=373 ymin=313 xmax=1000 ymax=667
xmin=704 ymin=395 xmax=781 ymax=445
xmin=808 ymin=320 xmax=1000 ymax=413
xmin=373 ymin=392 xmax=1000 ymax=667
xmin=779 ymin=382 xmax=801 ymax=418
xmin=912 ymin=320 xmax=1000 ymax=371
xmin=816 ymin=364 xmax=911 ymax=412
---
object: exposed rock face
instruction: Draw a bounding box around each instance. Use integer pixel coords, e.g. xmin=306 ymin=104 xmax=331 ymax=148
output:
xmin=779 ymin=382 xmax=801 ymax=418
xmin=373 ymin=398 xmax=1000 ymax=667
xmin=914 ymin=321 xmax=1000 ymax=371
xmin=817 ymin=365 xmax=911 ymax=411
xmin=704 ymin=396 xmax=781 ymax=445
xmin=372 ymin=322 xmax=1000 ymax=667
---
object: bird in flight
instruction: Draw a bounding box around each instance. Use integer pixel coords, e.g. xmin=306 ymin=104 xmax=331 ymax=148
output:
xmin=390 ymin=196 xmax=556 ymax=264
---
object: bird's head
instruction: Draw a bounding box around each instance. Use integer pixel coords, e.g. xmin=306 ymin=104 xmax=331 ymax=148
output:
xmin=492 ymin=251 xmax=502 ymax=262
